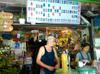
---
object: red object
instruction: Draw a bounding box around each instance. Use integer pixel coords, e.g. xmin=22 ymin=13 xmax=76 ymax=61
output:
xmin=38 ymin=12 xmax=40 ymax=14
xmin=24 ymin=33 xmax=31 ymax=37
xmin=13 ymin=38 xmax=19 ymax=42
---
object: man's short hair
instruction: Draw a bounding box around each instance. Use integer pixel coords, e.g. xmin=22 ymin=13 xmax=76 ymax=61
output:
xmin=47 ymin=36 xmax=55 ymax=41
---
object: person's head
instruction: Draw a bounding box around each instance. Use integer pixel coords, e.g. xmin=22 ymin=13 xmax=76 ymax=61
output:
xmin=81 ymin=43 xmax=90 ymax=53
xmin=47 ymin=36 xmax=56 ymax=47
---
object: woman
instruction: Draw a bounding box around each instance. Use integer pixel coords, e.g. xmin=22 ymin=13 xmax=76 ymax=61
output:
xmin=36 ymin=36 xmax=60 ymax=74
xmin=76 ymin=43 xmax=91 ymax=65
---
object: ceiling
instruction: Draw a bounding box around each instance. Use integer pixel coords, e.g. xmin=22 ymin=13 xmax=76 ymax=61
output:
xmin=0 ymin=0 xmax=26 ymax=7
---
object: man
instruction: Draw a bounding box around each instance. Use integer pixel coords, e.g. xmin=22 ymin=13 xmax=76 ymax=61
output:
xmin=36 ymin=36 xmax=60 ymax=74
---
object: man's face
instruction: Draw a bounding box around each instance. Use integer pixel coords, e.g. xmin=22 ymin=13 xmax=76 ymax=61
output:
xmin=48 ymin=39 xmax=56 ymax=46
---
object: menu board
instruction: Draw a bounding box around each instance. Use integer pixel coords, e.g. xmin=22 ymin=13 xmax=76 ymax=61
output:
xmin=27 ymin=0 xmax=81 ymax=24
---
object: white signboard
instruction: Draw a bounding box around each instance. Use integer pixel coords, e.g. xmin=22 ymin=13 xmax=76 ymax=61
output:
xmin=95 ymin=38 xmax=100 ymax=47
xmin=27 ymin=0 xmax=81 ymax=24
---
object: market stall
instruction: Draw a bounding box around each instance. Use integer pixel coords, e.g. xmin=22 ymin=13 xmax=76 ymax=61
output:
xmin=0 ymin=0 xmax=100 ymax=74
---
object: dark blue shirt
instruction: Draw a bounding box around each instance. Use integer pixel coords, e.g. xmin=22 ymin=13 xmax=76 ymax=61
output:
xmin=41 ymin=46 xmax=55 ymax=74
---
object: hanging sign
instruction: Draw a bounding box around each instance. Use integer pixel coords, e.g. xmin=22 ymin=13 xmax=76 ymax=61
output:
xmin=27 ymin=0 xmax=81 ymax=24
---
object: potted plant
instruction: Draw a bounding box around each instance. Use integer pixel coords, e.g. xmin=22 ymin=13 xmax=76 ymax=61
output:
xmin=19 ymin=8 xmax=26 ymax=24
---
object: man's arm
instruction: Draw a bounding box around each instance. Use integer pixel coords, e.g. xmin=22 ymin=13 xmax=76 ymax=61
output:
xmin=53 ymin=48 xmax=60 ymax=69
